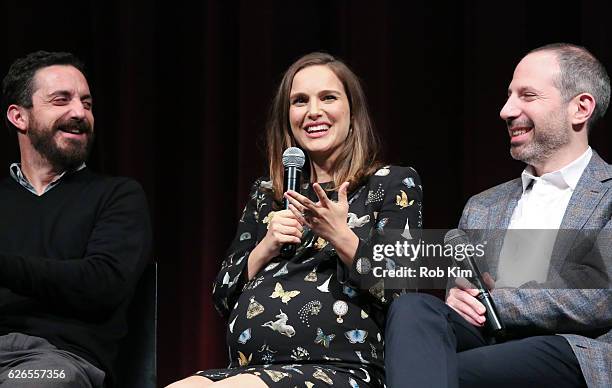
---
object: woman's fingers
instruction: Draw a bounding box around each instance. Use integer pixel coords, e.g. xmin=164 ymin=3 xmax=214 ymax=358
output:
xmin=338 ymin=182 xmax=349 ymax=204
xmin=269 ymin=223 xmax=302 ymax=242
xmin=288 ymin=204 xmax=309 ymax=227
xmin=285 ymin=195 xmax=308 ymax=213
xmin=285 ymin=190 xmax=318 ymax=210
xmin=273 ymin=210 xmax=302 ymax=227
xmin=268 ymin=210 xmax=303 ymax=245
xmin=312 ymin=183 xmax=332 ymax=206
xmin=284 ymin=193 xmax=321 ymax=222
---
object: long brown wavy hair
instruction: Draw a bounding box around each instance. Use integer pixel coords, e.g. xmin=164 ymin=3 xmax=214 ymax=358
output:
xmin=265 ymin=52 xmax=383 ymax=202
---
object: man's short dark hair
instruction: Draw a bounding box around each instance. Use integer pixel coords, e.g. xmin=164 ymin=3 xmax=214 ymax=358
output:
xmin=530 ymin=43 xmax=611 ymax=130
xmin=1 ymin=50 xmax=86 ymax=132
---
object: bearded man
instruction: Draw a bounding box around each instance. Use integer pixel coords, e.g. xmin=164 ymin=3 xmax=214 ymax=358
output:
xmin=0 ymin=51 xmax=152 ymax=388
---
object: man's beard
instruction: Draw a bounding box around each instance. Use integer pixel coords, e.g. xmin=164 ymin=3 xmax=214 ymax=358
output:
xmin=28 ymin=117 xmax=94 ymax=172
xmin=508 ymin=109 xmax=571 ymax=166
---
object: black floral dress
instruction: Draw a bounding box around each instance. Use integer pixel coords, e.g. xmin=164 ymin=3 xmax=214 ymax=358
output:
xmin=197 ymin=166 xmax=423 ymax=387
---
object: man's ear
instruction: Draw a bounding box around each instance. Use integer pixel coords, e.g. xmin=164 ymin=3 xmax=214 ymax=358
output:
xmin=570 ymin=93 xmax=596 ymax=126
xmin=7 ymin=105 xmax=29 ymax=133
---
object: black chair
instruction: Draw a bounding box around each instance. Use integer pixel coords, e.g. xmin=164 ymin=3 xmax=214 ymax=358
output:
xmin=115 ymin=261 xmax=157 ymax=387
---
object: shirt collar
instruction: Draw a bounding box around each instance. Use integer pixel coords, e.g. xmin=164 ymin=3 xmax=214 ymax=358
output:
xmin=520 ymin=147 xmax=593 ymax=192
xmin=9 ymin=162 xmax=86 ymax=195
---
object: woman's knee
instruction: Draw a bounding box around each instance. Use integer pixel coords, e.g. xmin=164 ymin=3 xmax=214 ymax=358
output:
xmin=165 ymin=375 xmax=213 ymax=388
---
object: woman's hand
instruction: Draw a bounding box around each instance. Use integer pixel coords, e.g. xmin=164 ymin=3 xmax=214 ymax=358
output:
xmin=262 ymin=209 xmax=303 ymax=254
xmin=247 ymin=210 xmax=302 ymax=279
xmin=284 ymin=182 xmax=359 ymax=265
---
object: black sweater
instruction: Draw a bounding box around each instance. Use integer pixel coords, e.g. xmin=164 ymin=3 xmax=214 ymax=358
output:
xmin=0 ymin=168 xmax=152 ymax=387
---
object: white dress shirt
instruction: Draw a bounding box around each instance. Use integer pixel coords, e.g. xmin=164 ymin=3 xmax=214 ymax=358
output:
xmin=496 ymin=147 xmax=593 ymax=287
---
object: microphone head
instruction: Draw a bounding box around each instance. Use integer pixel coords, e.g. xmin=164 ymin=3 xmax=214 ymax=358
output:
xmin=282 ymin=147 xmax=306 ymax=169
xmin=444 ymin=228 xmax=469 ymax=246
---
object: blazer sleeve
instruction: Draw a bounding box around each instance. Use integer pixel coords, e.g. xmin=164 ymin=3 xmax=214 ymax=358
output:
xmin=492 ymin=220 xmax=612 ymax=332
xmin=492 ymin=288 xmax=612 ymax=332
xmin=458 ymin=196 xmax=475 ymax=230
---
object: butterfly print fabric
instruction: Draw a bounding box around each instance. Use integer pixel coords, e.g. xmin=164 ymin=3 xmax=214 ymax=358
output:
xmin=198 ymin=166 xmax=423 ymax=387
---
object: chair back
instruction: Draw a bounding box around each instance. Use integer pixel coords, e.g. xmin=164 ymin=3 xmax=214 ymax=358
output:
xmin=115 ymin=261 xmax=157 ymax=387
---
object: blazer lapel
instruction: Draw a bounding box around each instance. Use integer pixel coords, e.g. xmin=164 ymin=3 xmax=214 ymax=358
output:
xmin=486 ymin=180 xmax=522 ymax=278
xmin=488 ymin=179 xmax=523 ymax=229
xmin=549 ymin=152 xmax=611 ymax=277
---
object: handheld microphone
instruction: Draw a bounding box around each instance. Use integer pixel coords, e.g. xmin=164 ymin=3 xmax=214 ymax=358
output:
xmin=280 ymin=147 xmax=306 ymax=258
xmin=444 ymin=229 xmax=505 ymax=339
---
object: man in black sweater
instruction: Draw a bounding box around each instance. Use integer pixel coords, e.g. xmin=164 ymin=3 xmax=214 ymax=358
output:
xmin=0 ymin=51 xmax=152 ymax=387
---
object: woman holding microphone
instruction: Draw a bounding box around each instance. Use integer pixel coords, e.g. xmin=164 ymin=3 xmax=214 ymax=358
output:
xmin=169 ymin=52 xmax=422 ymax=388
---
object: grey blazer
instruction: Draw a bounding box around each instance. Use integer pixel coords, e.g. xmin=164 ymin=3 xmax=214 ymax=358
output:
xmin=458 ymin=151 xmax=612 ymax=388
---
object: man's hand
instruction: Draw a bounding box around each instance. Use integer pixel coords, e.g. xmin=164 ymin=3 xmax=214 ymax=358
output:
xmin=446 ymin=273 xmax=495 ymax=327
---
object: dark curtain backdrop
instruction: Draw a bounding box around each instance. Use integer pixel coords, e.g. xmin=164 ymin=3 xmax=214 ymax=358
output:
xmin=1 ymin=1 xmax=610 ymax=385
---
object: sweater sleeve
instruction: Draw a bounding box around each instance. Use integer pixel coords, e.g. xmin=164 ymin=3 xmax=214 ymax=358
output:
xmin=0 ymin=179 xmax=152 ymax=320
xmin=337 ymin=166 xmax=423 ymax=304
xmin=212 ymin=178 xmax=264 ymax=319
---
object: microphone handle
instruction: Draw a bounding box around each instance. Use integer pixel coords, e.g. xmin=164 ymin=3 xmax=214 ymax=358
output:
xmin=280 ymin=166 xmax=301 ymax=258
xmin=280 ymin=242 xmax=297 ymax=257
xmin=465 ymin=256 xmax=505 ymax=336
xmin=476 ymin=291 xmax=504 ymax=334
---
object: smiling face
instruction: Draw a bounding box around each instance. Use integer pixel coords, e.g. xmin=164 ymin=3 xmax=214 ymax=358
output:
xmin=24 ymin=65 xmax=94 ymax=170
xmin=499 ymin=51 xmax=573 ymax=167
xmin=289 ymin=65 xmax=351 ymax=166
